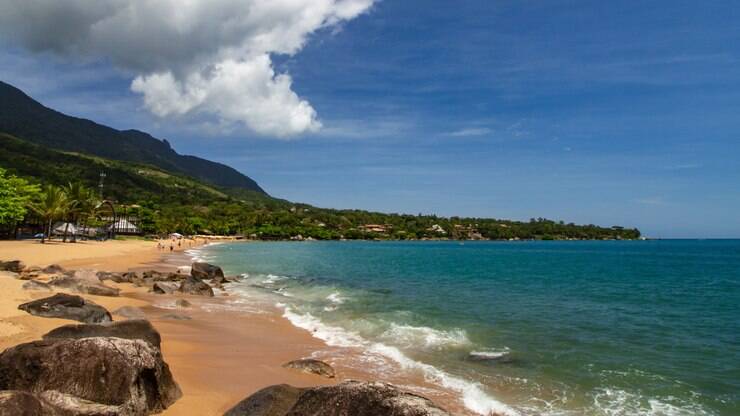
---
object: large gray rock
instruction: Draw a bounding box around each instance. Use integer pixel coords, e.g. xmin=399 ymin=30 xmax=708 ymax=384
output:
xmin=282 ymin=359 xmax=335 ymax=378
xmin=49 ymin=276 xmax=120 ymax=297
xmin=178 ymin=276 xmax=214 ymax=297
xmin=0 ymin=260 xmax=25 ymax=273
xmin=152 ymin=282 xmax=179 ymax=295
xmin=224 ymin=381 xmax=451 ymax=416
xmin=0 ymin=337 xmax=181 ymax=415
xmin=42 ymin=319 xmax=162 ymax=350
xmin=18 ymin=293 xmax=112 ymax=324
xmin=224 ymin=384 xmax=302 ymax=416
xmin=191 ymin=262 xmax=225 ymax=281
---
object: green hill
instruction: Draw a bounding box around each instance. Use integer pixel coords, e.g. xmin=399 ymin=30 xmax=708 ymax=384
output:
xmin=0 ymin=81 xmax=265 ymax=194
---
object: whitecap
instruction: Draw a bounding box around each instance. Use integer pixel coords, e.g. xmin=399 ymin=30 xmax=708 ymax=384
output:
xmin=280 ymin=307 xmax=519 ymax=416
xmin=327 ymin=291 xmax=346 ymax=304
xmin=469 ymin=348 xmax=511 ymax=361
xmin=380 ymin=323 xmax=471 ymax=350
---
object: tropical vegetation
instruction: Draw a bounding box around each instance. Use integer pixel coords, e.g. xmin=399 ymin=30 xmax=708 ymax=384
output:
xmin=0 ymin=134 xmax=641 ymax=241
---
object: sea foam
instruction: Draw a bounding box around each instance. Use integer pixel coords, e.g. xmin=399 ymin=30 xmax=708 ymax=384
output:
xmin=281 ymin=306 xmax=520 ymax=416
xmin=380 ymin=323 xmax=471 ymax=350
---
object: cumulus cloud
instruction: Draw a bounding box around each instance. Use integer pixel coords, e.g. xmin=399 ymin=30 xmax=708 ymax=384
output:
xmin=0 ymin=0 xmax=375 ymax=137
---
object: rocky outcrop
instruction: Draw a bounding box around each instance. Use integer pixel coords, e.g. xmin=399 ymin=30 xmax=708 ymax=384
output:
xmin=282 ymin=359 xmax=335 ymax=378
xmin=18 ymin=293 xmax=112 ymax=324
xmin=21 ymin=280 xmax=52 ymax=291
xmin=212 ymin=274 xmax=230 ymax=285
xmin=122 ymin=272 xmax=138 ymax=283
xmin=114 ymin=306 xmax=147 ymax=320
xmin=42 ymin=264 xmax=65 ymax=274
xmin=42 ymin=319 xmax=162 ymax=350
xmin=191 ymin=262 xmax=225 ymax=281
xmin=224 ymin=381 xmax=451 ymax=416
xmin=97 ymin=271 xmax=125 ymax=283
xmin=0 ymin=260 xmax=25 ymax=273
xmin=0 ymin=337 xmax=181 ymax=415
xmin=49 ymin=275 xmax=121 ymax=297
xmin=178 ymin=276 xmax=214 ymax=297
xmin=152 ymin=282 xmax=179 ymax=295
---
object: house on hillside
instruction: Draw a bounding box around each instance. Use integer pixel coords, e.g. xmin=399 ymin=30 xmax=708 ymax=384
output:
xmin=359 ymin=224 xmax=389 ymax=233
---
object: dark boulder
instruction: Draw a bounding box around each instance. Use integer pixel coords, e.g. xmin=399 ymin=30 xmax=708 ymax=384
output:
xmin=18 ymin=293 xmax=112 ymax=324
xmin=42 ymin=264 xmax=65 ymax=274
xmin=49 ymin=276 xmax=120 ymax=297
xmin=282 ymin=359 xmax=335 ymax=378
xmin=0 ymin=337 xmax=181 ymax=415
xmin=0 ymin=260 xmax=25 ymax=273
xmin=43 ymin=319 xmax=162 ymax=350
xmin=178 ymin=276 xmax=214 ymax=297
xmin=224 ymin=381 xmax=451 ymax=416
xmin=191 ymin=262 xmax=225 ymax=281
xmin=175 ymin=299 xmax=191 ymax=308
xmin=224 ymin=384 xmax=303 ymax=416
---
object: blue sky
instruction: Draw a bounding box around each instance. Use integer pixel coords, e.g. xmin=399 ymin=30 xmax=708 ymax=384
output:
xmin=2 ymin=0 xmax=739 ymax=237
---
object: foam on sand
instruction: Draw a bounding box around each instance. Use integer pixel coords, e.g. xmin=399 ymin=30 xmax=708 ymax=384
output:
xmin=281 ymin=306 xmax=520 ymax=416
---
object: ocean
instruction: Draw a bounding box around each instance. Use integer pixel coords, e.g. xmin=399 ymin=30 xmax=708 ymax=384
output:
xmin=189 ymin=240 xmax=739 ymax=415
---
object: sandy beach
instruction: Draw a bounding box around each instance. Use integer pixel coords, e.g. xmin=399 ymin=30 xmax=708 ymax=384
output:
xmin=0 ymin=239 xmax=470 ymax=415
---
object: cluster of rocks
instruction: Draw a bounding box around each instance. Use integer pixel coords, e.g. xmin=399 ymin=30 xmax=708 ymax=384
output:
xmin=1 ymin=259 xmax=454 ymax=415
xmin=5 ymin=259 xmax=234 ymax=300
xmin=1 ymin=286 xmax=181 ymax=414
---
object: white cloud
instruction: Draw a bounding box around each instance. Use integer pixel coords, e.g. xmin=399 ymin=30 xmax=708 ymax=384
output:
xmin=448 ymin=127 xmax=492 ymax=137
xmin=0 ymin=0 xmax=376 ymax=137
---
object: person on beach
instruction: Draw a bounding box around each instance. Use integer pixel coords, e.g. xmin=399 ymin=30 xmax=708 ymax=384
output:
xmin=169 ymin=242 xmax=174 ymax=252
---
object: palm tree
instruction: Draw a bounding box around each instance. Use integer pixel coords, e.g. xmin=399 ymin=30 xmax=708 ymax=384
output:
xmin=29 ymin=185 xmax=69 ymax=243
xmin=63 ymin=182 xmax=97 ymax=242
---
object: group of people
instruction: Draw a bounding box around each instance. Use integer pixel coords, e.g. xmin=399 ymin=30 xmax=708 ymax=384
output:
xmin=156 ymin=237 xmax=193 ymax=252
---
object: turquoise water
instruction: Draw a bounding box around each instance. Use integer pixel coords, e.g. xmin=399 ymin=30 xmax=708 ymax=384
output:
xmin=194 ymin=240 xmax=740 ymax=415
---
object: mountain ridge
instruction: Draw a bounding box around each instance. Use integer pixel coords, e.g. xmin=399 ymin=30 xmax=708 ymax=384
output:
xmin=0 ymin=80 xmax=265 ymax=194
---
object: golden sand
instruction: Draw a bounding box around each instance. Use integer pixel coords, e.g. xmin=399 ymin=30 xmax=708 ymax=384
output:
xmin=0 ymin=239 xmax=470 ymax=415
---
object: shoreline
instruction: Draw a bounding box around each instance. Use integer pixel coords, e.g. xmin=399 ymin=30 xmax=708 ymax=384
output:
xmin=0 ymin=239 xmax=478 ymax=415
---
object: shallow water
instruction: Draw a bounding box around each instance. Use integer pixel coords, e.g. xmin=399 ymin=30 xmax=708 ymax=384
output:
xmin=192 ymin=240 xmax=740 ymax=415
